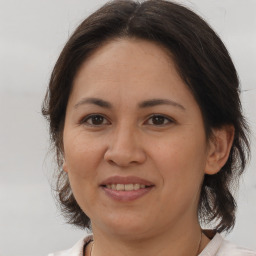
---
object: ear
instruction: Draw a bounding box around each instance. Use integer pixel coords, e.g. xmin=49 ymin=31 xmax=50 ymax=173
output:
xmin=63 ymin=159 xmax=68 ymax=173
xmin=205 ymin=125 xmax=235 ymax=175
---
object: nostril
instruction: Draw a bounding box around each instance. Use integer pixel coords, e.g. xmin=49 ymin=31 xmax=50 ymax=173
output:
xmin=104 ymin=144 xmax=147 ymax=167
xmin=107 ymin=159 xmax=118 ymax=166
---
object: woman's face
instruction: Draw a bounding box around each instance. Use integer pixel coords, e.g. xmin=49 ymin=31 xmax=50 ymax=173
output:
xmin=63 ymin=39 xmax=211 ymax=238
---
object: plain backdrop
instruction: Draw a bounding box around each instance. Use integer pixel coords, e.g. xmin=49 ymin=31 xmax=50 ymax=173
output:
xmin=0 ymin=0 xmax=255 ymax=255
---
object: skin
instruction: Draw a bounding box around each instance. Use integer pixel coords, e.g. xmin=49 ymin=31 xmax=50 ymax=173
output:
xmin=63 ymin=38 xmax=234 ymax=256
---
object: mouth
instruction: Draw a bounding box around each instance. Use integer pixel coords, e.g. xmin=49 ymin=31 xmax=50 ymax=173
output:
xmin=100 ymin=176 xmax=154 ymax=201
xmin=101 ymin=183 xmax=153 ymax=191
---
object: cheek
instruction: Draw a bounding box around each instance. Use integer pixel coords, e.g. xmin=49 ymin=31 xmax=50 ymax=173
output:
xmin=63 ymin=132 xmax=105 ymax=215
xmin=151 ymin=135 xmax=206 ymax=215
xmin=151 ymin=131 xmax=207 ymax=185
xmin=63 ymin=131 xmax=105 ymax=178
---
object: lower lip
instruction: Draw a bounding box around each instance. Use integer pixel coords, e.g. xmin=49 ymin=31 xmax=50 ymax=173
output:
xmin=101 ymin=186 xmax=153 ymax=201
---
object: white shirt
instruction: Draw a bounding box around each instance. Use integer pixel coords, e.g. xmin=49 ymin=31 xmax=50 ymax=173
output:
xmin=48 ymin=233 xmax=256 ymax=256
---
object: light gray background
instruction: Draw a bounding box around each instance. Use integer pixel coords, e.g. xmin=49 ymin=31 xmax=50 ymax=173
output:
xmin=0 ymin=1 xmax=255 ymax=255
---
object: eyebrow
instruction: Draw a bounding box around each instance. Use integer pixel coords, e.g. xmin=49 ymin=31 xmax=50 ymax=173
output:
xmin=74 ymin=97 xmax=185 ymax=111
xmin=138 ymin=99 xmax=186 ymax=110
xmin=74 ymin=97 xmax=112 ymax=109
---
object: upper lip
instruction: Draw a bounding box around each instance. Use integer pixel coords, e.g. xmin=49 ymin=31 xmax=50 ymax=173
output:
xmin=100 ymin=176 xmax=154 ymax=186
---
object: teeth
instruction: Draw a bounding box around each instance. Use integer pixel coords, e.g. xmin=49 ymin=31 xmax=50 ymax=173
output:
xmin=134 ymin=184 xmax=140 ymax=190
xmin=124 ymin=184 xmax=133 ymax=191
xmin=105 ymin=184 xmax=148 ymax=191
xmin=116 ymin=184 xmax=125 ymax=191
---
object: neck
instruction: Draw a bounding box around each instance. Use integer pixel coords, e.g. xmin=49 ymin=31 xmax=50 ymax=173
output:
xmin=91 ymin=220 xmax=204 ymax=256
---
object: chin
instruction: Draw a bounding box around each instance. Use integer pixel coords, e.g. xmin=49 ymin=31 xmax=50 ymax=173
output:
xmin=93 ymin=214 xmax=154 ymax=239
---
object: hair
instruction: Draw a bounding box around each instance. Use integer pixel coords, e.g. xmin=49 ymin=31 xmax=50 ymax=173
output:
xmin=42 ymin=0 xmax=250 ymax=232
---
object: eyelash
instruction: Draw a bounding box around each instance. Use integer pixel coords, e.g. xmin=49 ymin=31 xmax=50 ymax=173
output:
xmin=80 ymin=114 xmax=175 ymax=127
xmin=145 ymin=114 xmax=175 ymax=126
xmin=80 ymin=114 xmax=110 ymax=126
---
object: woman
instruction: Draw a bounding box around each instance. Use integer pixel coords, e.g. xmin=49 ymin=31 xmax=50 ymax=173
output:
xmin=42 ymin=0 xmax=255 ymax=255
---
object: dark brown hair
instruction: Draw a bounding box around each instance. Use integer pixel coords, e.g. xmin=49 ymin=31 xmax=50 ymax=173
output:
xmin=42 ymin=0 xmax=250 ymax=232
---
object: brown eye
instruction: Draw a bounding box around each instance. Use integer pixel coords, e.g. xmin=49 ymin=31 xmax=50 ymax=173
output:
xmin=82 ymin=114 xmax=109 ymax=126
xmin=147 ymin=115 xmax=174 ymax=126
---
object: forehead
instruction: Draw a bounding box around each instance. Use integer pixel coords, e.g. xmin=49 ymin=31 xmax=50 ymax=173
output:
xmin=71 ymin=38 xmax=189 ymax=99
xmin=82 ymin=38 xmax=174 ymax=69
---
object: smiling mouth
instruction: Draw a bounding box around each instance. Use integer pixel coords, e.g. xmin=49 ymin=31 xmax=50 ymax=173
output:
xmin=100 ymin=176 xmax=154 ymax=201
xmin=102 ymin=184 xmax=152 ymax=191
xmin=101 ymin=184 xmax=154 ymax=201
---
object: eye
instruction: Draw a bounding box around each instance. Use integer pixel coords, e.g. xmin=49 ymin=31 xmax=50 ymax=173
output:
xmin=81 ymin=114 xmax=110 ymax=126
xmin=146 ymin=115 xmax=174 ymax=126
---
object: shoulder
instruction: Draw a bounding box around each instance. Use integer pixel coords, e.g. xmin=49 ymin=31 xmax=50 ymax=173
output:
xmin=217 ymin=238 xmax=256 ymax=256
xmin=200 ymin=232 xmax=256 ymax=256
xmin=47 ymin=234 xmax=93 ymax=256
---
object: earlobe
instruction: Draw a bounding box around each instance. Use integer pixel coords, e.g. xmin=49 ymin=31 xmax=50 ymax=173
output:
xmin=63 ymin=159 xmax=68 ymax=173
xmin=205 ymin=125 xmax=235 ymax=175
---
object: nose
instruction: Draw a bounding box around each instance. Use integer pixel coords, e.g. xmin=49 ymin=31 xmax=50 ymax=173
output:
xmin=104 ymin=125 xmax=147 ymax=167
